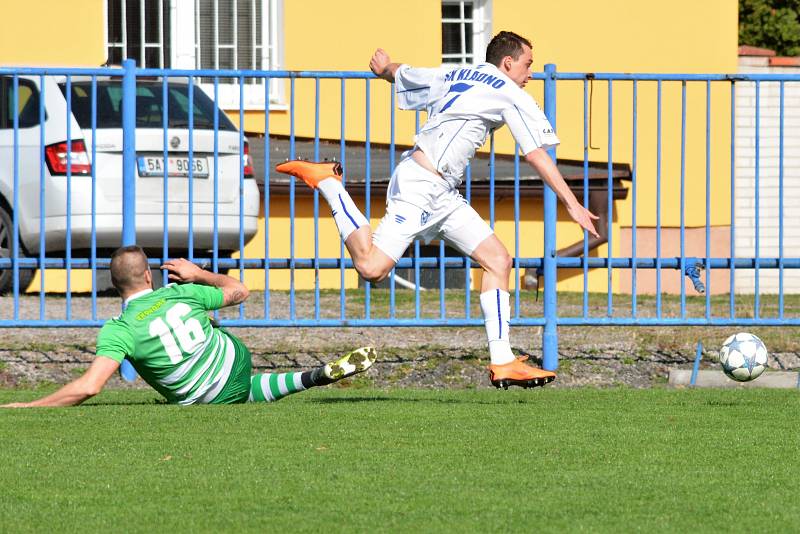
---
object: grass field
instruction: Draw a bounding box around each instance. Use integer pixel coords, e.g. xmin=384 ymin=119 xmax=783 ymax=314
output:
xmin=1 ymin=387 xmax=798 ymax=532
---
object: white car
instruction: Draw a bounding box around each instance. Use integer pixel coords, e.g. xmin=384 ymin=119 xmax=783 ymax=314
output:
xmin=0 ymin=75 xmax=260 ymax=292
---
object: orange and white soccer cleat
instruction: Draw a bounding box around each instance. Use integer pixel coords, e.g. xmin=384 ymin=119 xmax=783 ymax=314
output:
xmin=274 ymin=160 xmax=342 ymax=189
xmin=488 ymin=355 xmax=556 ymax=389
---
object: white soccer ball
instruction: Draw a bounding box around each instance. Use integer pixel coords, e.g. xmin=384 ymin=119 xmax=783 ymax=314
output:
xmin=719 ymin=332 xmax=768 ymax=382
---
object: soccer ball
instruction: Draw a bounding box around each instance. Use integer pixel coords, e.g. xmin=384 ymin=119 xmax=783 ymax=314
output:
xmin=719 ymin=333 xmax=768 ymax=382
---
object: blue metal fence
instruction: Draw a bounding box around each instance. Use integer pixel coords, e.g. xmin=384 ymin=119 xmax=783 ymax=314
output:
xmin=0 ymin=61 xmax=799 ymax=371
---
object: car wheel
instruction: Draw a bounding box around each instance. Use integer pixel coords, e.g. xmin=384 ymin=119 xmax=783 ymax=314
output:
xmin=0 ymin=205 xmax=34 ymax=294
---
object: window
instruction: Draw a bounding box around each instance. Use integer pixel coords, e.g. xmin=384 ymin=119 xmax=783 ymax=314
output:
xmin=441 ymin=0 xmax=492 ymax=65
xmin=0 ymin=78 xmax=42 ymax=129
xmin=59 ymin=81 xmax=238 ymax=131
xmin=106 ymin=0 xmax=170 ymax=68
xmin=105 ymin=0 xmax=284 ymax=109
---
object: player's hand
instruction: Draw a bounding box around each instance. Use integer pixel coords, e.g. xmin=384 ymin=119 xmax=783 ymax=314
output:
xmin=369 ymin=48 xmax=392 ymax=78
xmin=161 ymin=258 xmax=205 ymax=283
xmin=566 ymin=202 xmax=601 ymax=239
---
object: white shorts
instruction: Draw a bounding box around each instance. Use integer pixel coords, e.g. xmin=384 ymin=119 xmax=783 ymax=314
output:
xmin=372 ymin=157 xmax=493 ymax=262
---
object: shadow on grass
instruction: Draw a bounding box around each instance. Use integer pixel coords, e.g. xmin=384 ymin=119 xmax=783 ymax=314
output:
xmin=306 ymin=394 xmax=541 ymax=405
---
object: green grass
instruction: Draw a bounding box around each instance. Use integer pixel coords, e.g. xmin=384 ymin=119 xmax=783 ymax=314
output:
xmin=1 ymin=388 xmax=798 ymax=532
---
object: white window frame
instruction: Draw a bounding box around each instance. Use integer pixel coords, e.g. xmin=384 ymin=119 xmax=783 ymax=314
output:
xmin=105 ymin=0 xmax=285 ymax=110
xmin=441 ymin=0 xmax=492 ymax=66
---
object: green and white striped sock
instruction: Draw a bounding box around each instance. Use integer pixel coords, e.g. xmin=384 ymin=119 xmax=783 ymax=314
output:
xmin=248 ymin=372 xmax=309 ymax=403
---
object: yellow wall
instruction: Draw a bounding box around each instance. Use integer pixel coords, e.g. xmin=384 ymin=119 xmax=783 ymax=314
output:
xmin=0 ymin=0 xmax=106 ymax=66
xmin=234 ymin=0 xmax=738 ymax=229
xmin=7 ymin=0 xmax=739 ymax=293
xmin=231 ymin=0 xmax=738 ymax=292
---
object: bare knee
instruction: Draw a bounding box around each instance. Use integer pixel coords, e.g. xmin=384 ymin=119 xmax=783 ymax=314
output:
xmin=484 ymin=251 xmax=513 ymax=278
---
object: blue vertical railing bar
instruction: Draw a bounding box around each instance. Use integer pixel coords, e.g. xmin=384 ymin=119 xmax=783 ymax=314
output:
xmin=38 ymin=74 xmax=46 ymax=319
xmin=90 ymin=76 xmax=98 ymax=319
xmin=489 ymin=133 xmax=495 ymax=228
xmin=414 ymin=111 xmax=421 ymax=320
xmin=513 ymin=145 xmax=521 ymax=319
xmin=705 ymin=81 xmax=712 ymax=318
xmin=289 ymin=77 xmax=296 ymax=320
xmin=656 ymin=81 xmax=663 ymax=318
xmin=121 ymin=59 xmax=137 ymax=248
xmin=314 ymin=78 xmax=321 ymax=321
xmin=389 ymin=87 xmax=396 ymax=319
xmin=631 ymin=80 xmax=638 ymax=318
xmin=339 ymin=79 xmax=346 ymax=321
xmin=729 ymin=82 xmax=736 ymax=319
xmin=162 ymin=77 xmax=171 ymax=286
xmin=414 ymin=240 xmax=421 ymax=319
xmin=237 ymin=77 xmax=246 ymax=318
xmin=606 ymin=79 xmax=613 ymax=317
xmin=365 ymin=79 xmax=372 ymax=319
xmin=465 ymin=163 xmax=472 ymax=319
xmin=679 ymin=81 xmax=687 ymax=319
xmin=263 ymin=78 xmax=271 ymax=320
xmin=64 ymin=75 xmax=73 ymax=319
xmin=542 ymin=63 xmax=558 ymax=371
xmin=187 ymin=75 xmax=195 ymax=261
xmin=210 ymin=78 xmax=219 ymax=276
xmin=754 ymin=81 xmax=761 ymax=318
xmin=779 ymin=81 xmax=785 ymax=318
xmin=439 ymin=240 xmax=445 ymax=319
xmin=209 ymin=79 xmax=218 ymax=320
xmin=11 ymin=76 xmax=20 ymax=317
xmin=583 ymin=79 xmax=589 ymax=318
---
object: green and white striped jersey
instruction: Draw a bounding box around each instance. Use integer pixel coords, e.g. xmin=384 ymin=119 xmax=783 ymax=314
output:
xmin=96 ymin=283 xmax=250 ymax=405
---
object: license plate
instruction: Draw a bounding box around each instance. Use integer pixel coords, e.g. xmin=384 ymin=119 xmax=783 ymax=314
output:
xmin=137 ymin=156 xmax=209 ymax=178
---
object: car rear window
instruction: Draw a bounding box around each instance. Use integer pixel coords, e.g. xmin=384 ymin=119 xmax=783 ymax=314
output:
xmin=0 ymin=77 xmax=43 ymax=129
xmin=59 ymin=81 xmax=237 ymax=131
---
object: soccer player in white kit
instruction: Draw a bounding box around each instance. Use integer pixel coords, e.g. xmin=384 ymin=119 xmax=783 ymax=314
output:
xmin=277 ymin=31 xmax=599 ymax=389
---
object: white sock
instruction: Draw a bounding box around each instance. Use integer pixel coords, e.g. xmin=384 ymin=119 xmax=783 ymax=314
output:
xmin=317 ymin=178 xmax=369 ymax=242
xmin=480 ymin=289 xmax=516 ymax=365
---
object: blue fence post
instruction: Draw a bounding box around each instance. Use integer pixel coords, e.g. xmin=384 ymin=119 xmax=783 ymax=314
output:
xmin=543 ymin=63 xmax=558 ymax=371
xmin=120 ymin=59 xmax=138 ymax=383
xmin=121 ymin=58 xmax=136 ymax=246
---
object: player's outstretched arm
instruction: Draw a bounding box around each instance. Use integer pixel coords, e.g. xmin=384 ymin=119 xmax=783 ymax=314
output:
xmin=1 ymin=356 xmax=120 ymax=408
xmin=369 ymin=48 xmax=401 ymax=83
xmin=525 ymin=148 xmax=601 ymax=239
xmin=161 ymin=258 xmax=249 ymax=307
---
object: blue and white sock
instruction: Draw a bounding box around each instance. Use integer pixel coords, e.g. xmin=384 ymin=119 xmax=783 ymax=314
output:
xmin=317 ymin=178 xmax=369 ymax=242
xmin=480 ymin=289 xmax=516 ymax=365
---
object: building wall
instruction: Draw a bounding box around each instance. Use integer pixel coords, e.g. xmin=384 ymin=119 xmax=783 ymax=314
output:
xmin=0 ymin=0 xmax=106 ymax=66
xmin=734 ymin=57 xmax=800 ymax=294
xmin=5 ymin=0 xmax=741 ymax=293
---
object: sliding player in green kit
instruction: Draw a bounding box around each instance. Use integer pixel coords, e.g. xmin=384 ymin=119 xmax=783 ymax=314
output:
xmin=1 ymin=245 xmax=376 ymax=408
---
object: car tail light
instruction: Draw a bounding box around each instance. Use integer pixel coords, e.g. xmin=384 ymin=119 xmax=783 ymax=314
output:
xmin=243 ymin=142 xmax=255 ymax=178
xmin=45 ymin=140 xmax=92 ymax=176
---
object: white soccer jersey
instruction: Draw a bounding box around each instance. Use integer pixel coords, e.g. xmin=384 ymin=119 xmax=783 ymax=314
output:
xmin=394 ymin=62 xmax=560 ymax=185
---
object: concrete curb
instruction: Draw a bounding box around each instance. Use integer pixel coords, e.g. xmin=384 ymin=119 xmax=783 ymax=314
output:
xmin=669 ymin=369 xmax=800 ymax=388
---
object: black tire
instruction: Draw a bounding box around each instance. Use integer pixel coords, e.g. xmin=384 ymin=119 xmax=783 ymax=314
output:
xmin=0 ymin=205 xmax=34 ymax=295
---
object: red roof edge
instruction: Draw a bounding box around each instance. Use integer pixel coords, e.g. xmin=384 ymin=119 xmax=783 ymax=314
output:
xmin=770 ymin=56 xmax=800 ymax=67
xmin=738 ymin=45 xmax=776 ymax=57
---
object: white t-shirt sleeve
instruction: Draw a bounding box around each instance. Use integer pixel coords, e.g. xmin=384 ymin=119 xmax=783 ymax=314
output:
xmin=502 ymin=94 xmax=560 ymax=155
xmin=394 ymin=65 xmax=448 ymax=111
